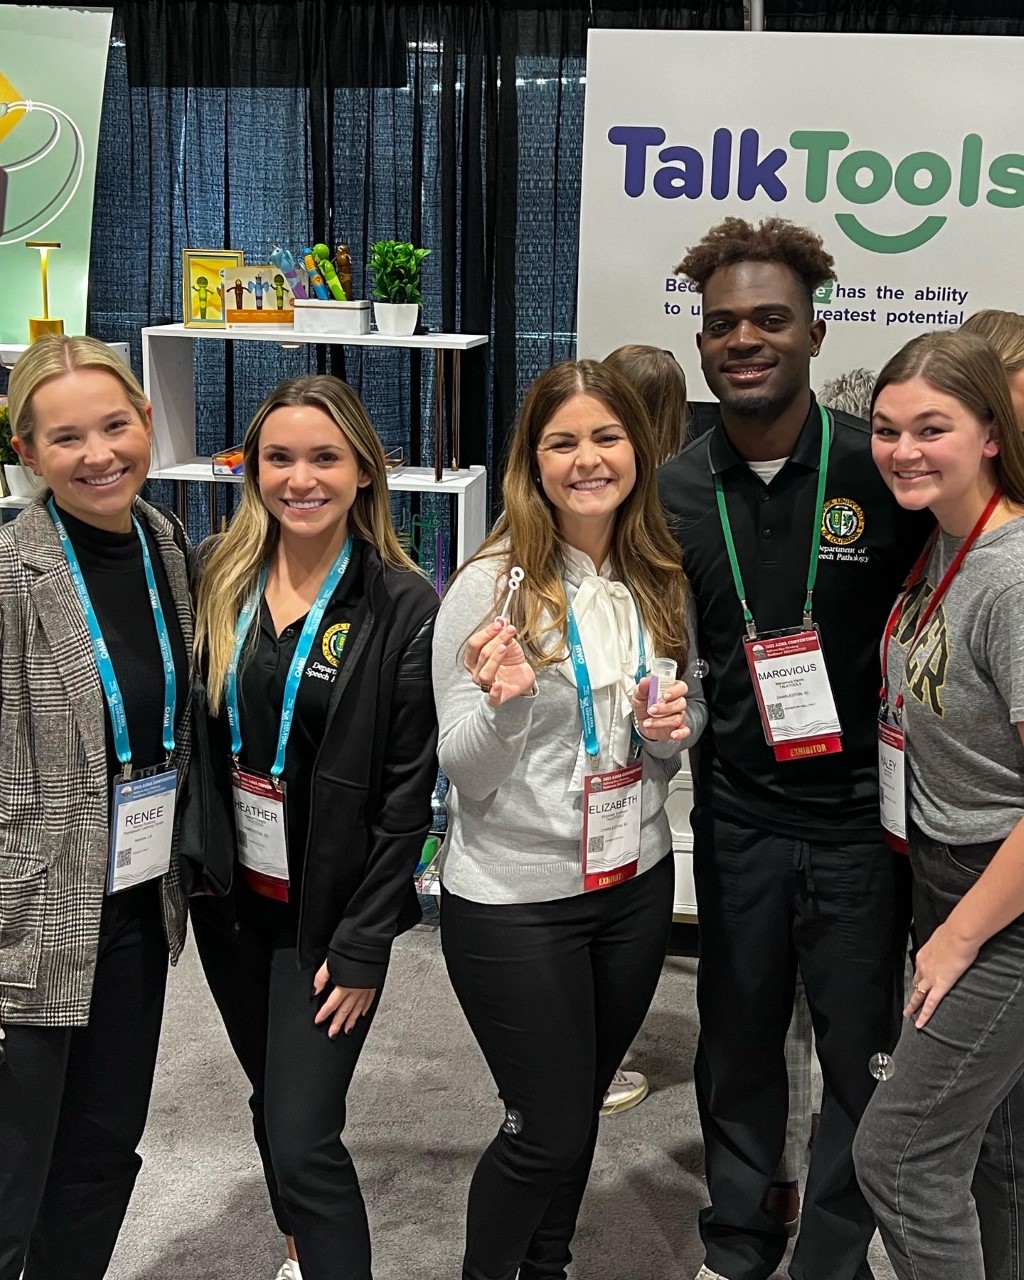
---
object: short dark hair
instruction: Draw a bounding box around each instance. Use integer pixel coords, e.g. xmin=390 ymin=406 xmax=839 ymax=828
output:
xmin=675 ymin=217 xmax=835 ymax=312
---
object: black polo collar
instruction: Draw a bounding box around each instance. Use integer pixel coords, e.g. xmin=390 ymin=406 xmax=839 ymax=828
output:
xmin=708 ymin=393 xmax=824 ymax=476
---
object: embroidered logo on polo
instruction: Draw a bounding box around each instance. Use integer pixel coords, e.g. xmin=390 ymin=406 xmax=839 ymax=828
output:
xmin=821 ymin=498 xmax=865 ymax=546
xmin=818 ymin=497 xmax=870 ymax=565
xmin=321 ymin=622 xmax=350 ymax=668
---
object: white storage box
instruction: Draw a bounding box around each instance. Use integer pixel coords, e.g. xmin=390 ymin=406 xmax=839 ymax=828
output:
xmin=293 ymin=298 xmax=371 ymax=336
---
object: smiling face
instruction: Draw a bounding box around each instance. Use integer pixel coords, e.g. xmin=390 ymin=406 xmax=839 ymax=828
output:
xmin=534 ymin=392 xmax=637 ymax=550
xmin=871 ymin=376 xmax=1000 ymax=525
xmin=257 ymin=404 xmax=370 ymax=542
xmin=14 ymin=368 xmax=152 ymax=532
xmin=697 ymin=261 xmax=825 ymax=420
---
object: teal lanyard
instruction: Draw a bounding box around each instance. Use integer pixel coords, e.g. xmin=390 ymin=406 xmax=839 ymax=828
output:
xmin=226 ymin=537 xmax=352 ymax=778
xmin=566 ymin=598 xmax=647 ymax=762
xmin=48 ymin=498 xmax=177 ymax=777
xmin=714 ymin=406 xmax=831 ymax=639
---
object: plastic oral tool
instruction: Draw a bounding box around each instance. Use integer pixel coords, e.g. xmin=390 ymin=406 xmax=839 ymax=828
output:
xmin=270 ymin=245 xmax=308 ymax=299
xmin=312 ymin=242 xmax=347 ymax=300
xmin=646 ymin=657 xmax=678 ymax=710
xmin=500 ymin=566 xmax=525 ymax=620
xmin=299 ymin=246 xmax=331 ymax=300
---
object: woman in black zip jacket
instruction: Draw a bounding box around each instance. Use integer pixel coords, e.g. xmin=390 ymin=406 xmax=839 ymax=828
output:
xmin=189 ymin=374 xmax=438 ymax=1280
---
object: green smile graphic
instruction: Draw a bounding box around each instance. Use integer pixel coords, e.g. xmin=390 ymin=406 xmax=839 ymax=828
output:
xmin=834 ymin=214 xmax=948 ymax=254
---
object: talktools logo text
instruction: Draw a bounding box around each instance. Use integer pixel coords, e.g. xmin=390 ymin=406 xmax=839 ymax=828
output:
xmin=608 ymin=126 xmax=1024 ymax=254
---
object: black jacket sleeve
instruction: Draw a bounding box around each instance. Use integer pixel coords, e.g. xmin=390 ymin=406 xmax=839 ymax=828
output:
xmin=326 ymin=602 xmax=439 ymax=989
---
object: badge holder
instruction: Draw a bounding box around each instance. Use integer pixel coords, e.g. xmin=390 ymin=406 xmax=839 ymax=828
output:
xmin=877 ymin=709 xmax=907 ymax=853
xmin=231 ymin=765 xmax=291 ymax=901
xmin=108 ymin=761 xmax=179 ymax=894
xmin=744 ymin=626 xmax=843 ymax=763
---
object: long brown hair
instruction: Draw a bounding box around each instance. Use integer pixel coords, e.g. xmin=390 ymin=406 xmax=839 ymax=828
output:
xmin=871 ymin=331 xmax=1024 ymax=506
xmin=458 ymin=360 xmax=689 ymax=668
xmin=603 ymin=344 xmax=688 ymax=463
xmin=195 ymin=375 xmax=420 ymax=710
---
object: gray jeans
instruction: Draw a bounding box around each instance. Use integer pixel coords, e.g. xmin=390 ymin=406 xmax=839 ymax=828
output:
xmin=854 ymin=826 xmax=1024 ymax=1280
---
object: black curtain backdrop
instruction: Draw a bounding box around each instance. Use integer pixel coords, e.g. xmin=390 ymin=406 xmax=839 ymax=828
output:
xmin=764 ymin=1 xmax=1024 ymax=32
xmin=88 ymin=0 xmax=741 ymax=537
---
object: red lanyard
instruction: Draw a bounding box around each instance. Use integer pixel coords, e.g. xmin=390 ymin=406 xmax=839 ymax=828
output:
xmin=880 ymin=489 xmax=1001 ymax=711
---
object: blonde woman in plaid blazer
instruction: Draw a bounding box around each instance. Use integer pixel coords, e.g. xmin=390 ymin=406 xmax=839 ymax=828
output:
xmin=0 ymin=336 xmax=192 ymax=1280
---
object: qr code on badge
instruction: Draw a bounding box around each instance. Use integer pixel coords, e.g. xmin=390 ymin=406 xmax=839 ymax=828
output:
xmin=766 ymin=702 xmax=785 ymax=723
xmin=236 ymin=829 xmax=248 ymax=849
xmin=588 ymin=834 xmax=605 ymax=855
xmin=116 ymin=848 xmax=132 ymax=868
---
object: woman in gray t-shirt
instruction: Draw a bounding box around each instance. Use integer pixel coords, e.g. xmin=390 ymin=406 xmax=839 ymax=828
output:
xmin=854 ymin=330 xmax=1024 ymax=1280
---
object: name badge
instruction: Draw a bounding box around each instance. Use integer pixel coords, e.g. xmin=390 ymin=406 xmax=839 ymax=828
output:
xmin=231 ymin=766 xmax=290 ymax=901
xmin=582 ymin=762 xmax=642 ymax=892
xmin=108 ymin=766 xmax=178 ymax=894
xmin=744 ymin=628 xmax=843 ymax=762
xmin=878 ymin=720 xmax=908 ymax=853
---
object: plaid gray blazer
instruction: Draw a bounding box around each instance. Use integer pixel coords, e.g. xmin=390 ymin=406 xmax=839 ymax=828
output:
xmin=0 ymin=496 xmax=193 ymax=1026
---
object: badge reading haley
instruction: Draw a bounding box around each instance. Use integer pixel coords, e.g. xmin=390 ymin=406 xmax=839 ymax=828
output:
xmin=321 ymin=622 xmax=350 ymax=667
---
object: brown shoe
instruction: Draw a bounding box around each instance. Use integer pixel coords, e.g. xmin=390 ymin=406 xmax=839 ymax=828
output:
xmin=765 ymin=1181 xmax=800 ymax=1238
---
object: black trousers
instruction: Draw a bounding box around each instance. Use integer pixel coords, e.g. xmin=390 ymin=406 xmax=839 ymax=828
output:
xmin=0 ymin=881 xmax=168 ymax=1280
xmin=441 ymin=853 xmax=674 ymax=1280
xmin=191 ymin=890 xmax=381 ymax=1280
xmin=691 ymin=806 xmax=911 ymax=1280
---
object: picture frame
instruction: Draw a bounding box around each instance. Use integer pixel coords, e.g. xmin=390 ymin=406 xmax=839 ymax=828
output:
xmin=182 ymin=248 xmax=244 ymax=328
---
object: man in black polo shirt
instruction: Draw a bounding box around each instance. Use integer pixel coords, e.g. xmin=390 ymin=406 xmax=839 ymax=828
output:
xmin=659 ymin=218 xmax=926 ymax=1280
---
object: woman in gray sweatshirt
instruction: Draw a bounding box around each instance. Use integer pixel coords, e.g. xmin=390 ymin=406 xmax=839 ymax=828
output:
xmin=432 ymin=359 xmax=706 ymax=1280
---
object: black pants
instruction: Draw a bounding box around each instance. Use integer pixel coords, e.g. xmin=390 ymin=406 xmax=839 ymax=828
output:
xmin=191 ymin=890 xmax=381 ymax=1280
xmin=441 ymin=853 xmax=674 ymax=1280
xmin=691 ymin=807 xmax=911 ymax=1280
xmin=0 ymin=881 xmax=168 ymax=1280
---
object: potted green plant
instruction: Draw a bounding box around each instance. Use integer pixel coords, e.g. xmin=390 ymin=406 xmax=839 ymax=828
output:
xmin=0 ymin=402 xmax=38 ymax=500
xmin=369 ymin=240 xmax=431 ymax=336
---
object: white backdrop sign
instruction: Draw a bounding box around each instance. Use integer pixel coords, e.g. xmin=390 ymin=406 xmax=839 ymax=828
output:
xmin=577 ymin=30 xmax=1024 ymax=399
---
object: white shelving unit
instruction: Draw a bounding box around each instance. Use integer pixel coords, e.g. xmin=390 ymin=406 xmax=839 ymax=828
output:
xmin=141 ymin=324 xmax=490 ymax=563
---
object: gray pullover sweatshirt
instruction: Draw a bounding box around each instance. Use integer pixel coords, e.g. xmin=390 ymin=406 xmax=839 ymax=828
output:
xmin=432 ymin=551 xmax=707 ymax=904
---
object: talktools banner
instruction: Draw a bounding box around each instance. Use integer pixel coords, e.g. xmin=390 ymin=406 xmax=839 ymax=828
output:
xmin=577 ymin=30 xmax=1024 ymax=398
xmin=0 ymin=6 xmax=113 ymax=342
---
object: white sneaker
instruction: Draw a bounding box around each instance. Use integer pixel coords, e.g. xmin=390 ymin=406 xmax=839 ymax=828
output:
xmin=275 ymin=1261 xmax=302 ymax=1280
xmin=694 ymin=1268 xmax=731 ymax=1280
xmin=600 ymin=1068 xmax=649 ymax=1116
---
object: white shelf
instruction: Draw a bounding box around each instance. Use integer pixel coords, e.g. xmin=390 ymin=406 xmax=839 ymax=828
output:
xmin=141 ymin=323 xmax=488 ymax=351
xmin=142 ymin=324 xmax=490 ymax=565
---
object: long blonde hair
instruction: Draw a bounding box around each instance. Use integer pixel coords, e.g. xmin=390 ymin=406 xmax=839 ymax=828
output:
xmin=9 ymin=334 xmax=149 ymax=442
xmin=458 ymin=360 xmax=689 ymax=668
xmin=195 ymin=375 xmax=419 ymax=710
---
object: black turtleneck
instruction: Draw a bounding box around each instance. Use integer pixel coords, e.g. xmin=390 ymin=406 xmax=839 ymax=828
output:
xmin=57 ymin=504 xmax=189 ymax=778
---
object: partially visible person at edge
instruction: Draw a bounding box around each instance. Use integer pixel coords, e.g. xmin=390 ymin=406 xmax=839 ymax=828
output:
xmin=595 ymin=341 xmax=688 ymax=1119
xmin=961 ymin=308 xmax=1024 ymax=426
xmin=605 ymin=340 xmax=817 ymax=1223
xmin=433 ymin=359 xmax=707 ymax=1280
xmin=854 ymin=331 xmax=1024 ymax=1280
xmin=605 ymin=343 xmax=688 ymax=465
xmin=0 ymin=335 xmax=192 ymax=1280
xmin=657 ymin=216 xmax=930 ymax=1280
xmin=189 ymin=375 xmax=439 ymax=1280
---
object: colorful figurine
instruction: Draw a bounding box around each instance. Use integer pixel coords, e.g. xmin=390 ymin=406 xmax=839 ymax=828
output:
xmin=270 ymin=245 xmax=308 ymax=300
xmin=299 ymin=247 xmax=331 ymax=300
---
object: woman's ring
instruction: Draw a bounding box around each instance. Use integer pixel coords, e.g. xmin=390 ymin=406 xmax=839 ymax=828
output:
xmin=914 ymin=983 xmax=926 ymax=995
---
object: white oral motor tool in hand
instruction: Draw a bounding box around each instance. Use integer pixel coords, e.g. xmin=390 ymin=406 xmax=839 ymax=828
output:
xmin=500 ymin=566 xmax=525 ymax=620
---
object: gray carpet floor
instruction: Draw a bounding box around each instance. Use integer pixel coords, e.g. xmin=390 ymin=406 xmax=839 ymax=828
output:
xmin=108 ymin=923 xmax=896 ymax=1280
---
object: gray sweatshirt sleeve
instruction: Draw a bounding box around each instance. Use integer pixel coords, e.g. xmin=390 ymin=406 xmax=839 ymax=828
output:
xmin=637 ymin=592 xmax=707 ymax=759
xmin=432 ymin=561 xmax=537 ymax=800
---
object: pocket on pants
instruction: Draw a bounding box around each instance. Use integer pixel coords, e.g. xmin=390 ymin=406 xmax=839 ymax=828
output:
xmin=945 ymin=838 xmax=1000 ymax=880
xmin=0 ymin=856 xmax=48 ymax=988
